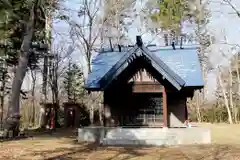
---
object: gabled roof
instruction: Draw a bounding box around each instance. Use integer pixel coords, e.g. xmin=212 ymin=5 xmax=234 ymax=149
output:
xmin=149 ymin=45 xmax=204 ymax=87
xmin=141 ymin=46 xmax=186 ymax=89
xmin=85 ymin=37 xmax=204 ymax=90
xmin=98 ymin=44 xmax=185 ymax=90
xmin=98 ymin=45 xmax=139 ymax=89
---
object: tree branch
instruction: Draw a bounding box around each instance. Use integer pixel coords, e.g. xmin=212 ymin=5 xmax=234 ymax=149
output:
xmin=222 ymin=0 xmax=240 ymax=18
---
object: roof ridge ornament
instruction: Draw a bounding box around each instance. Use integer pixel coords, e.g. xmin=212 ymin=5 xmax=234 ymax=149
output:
xmin=180 ymin=35 xmax=184 ymax=49
xmin=108 ymin=37 xmax=113 ymax=52
xmin=171 ymin=41 xmax=176 ymax=50
xmin=118 ymin=44 xmax=121 ymax=52
xmin=136 ymin=35 xmax=143 ymax=47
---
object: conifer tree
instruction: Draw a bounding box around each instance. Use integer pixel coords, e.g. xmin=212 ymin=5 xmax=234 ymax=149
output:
xmin=63 ymin=62 xmax=85 ymax=103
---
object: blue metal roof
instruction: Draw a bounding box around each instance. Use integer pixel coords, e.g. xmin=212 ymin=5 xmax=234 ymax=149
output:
xmin=141 ymin=46 xmax=186 ymax=90
xmin=99 ymin=46 xmax=140 ymax=90
xmin=85 ymin=45 xmax=204 ymax=89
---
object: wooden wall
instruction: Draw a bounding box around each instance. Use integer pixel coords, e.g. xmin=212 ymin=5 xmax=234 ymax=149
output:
xmin=102 ymin=58 xmax=190 ymax=128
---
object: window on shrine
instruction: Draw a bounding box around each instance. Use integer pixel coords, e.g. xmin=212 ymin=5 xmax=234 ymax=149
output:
xmin=134 ymin=93 xmax=163 ymax=125
xmin=119 ymin=93 xmax=163 ymax=126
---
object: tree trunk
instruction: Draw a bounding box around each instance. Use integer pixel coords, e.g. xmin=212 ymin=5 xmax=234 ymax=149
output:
xmin=195 ymin=91 xmax=202 ymax=122
xmin=30 ymin=70 xmax=36 ymax=125
xmin=235 ymin=54 xmax=240 ymax=122
xmin=8 ymin=7 xmax=35 ymax=119
xmin=54 ymin=59 xmax=60 ymax=128
xmin=0 ymin=70 xmax=6 ymax=130
xmin=42 ymin=8 xmax=52 ymax=104
xmin=229 ymin=67 xmax=235 ymax=123
xmin=99 ymin=104 xmax=103 ymax=126
xmin=87 ymin=53 xmax=91 ymax=74
xmin=218 ymin=68 xmax=233 ymax=124
xmin=42 ymin=56 xmax=48 ymax=103
xmin=48 ymin=58 xmax=60 ymax=128
xmin=98 ymin=92 xmax=103 ymax=126
xmin=67 ymin=60 xmax=71 ymax=101
xmin=90 ymin=105 xmax=94 ymax=125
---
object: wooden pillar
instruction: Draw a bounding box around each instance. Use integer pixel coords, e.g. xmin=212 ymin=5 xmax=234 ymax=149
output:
xmin=184 ymin=98 xmax=189 ymax=126
xmin=162 ymin=87 xmax=168 ymax=127
xmin=185 ymin=98 xmax=188 ymax=120
xmin=103 ymin=93 xmax=105 ymax=127
xmin=63 ymin=105 xmax=68 ymax=128
xmin=75 ymin=105 xmax=80 ymax=127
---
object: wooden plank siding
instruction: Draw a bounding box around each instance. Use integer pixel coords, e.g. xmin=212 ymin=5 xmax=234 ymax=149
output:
xmin=102 ymin=68 xmax=170 ymax=127
xmin=129 ymin=69 xmax=168 ymax=127
xmin=132 ymin=82 xmax=164 ymax=93
xmin=129 ymin=69 xmax=164 ymax=93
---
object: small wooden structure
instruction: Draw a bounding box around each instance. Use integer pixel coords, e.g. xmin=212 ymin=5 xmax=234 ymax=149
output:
xmin=42 ymin=103 xmax=58 ymax=129
xmin=63 ymin=102 xmax=81 ymax=128
xmin=85 ymin=36 xmax=204 ymax=128
xmin=79 ymin=36 xmax=210 ymax=146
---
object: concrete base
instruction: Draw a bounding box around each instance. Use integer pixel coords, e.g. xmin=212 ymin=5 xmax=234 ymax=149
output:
xmin=77 ymin=126 xmax=105 ymax=143
xmin=78 ymin=127 xmax=211 ymax=146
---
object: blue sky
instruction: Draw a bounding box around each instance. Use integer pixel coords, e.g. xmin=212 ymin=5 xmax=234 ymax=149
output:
xmin=51 ymin=0 xmax=240 ymax=101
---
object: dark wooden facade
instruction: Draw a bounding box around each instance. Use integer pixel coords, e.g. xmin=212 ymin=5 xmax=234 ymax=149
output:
xmin=85 ymin=36 xmax=203 ymax=128
xmin=63 ymin=103 xmax=81 ymax=128
xmin=103 ymin=62 xmax=191 ymax=128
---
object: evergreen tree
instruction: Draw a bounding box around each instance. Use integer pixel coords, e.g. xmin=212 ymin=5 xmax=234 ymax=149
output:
xmin=0 ymin=0 xmax=61 ymax=133
xmin=63 ymin=62 xmax=85 ymax=103
xmin=151 ymin=0 xmax=185 ymax=34
xmin=0 ymin=56 xmax=10 ymax=129
xmin=150 ymin=0 xmax=200 ymax=35
xmin=0 ymin=0 xmax=49 ymax=68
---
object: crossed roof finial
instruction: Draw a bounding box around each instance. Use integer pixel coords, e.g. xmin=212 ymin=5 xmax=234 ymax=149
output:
xmin=136 ymin=35 xmax=143 ymax=46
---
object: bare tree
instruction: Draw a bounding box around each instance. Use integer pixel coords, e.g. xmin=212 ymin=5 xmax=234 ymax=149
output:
xmin=234 ymin=53 xmax=240 ymax=99
xmin=215 ymin=0 xmax=240 ymax=122
xmin=65 ymin=0 xmax=105 ymax=125
xmin=221 ymin=0 xmax=240 ymax=18
xmin=217 ymin=31 xmax=240 ymax=123
xmin=217 ymin=66 xmax=233 ymax=124
xmin=229 ymin=52 xmax=240 ymax=122
xmin=68 ymin=0 xmax=103 ymax=74
xmin=186 ymin=0 xmax=213 ymax=122
xmin=229 ymin=66 xmax=234 ymax=112
xmin=102 ymin=0 xmax=137 ymax=45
